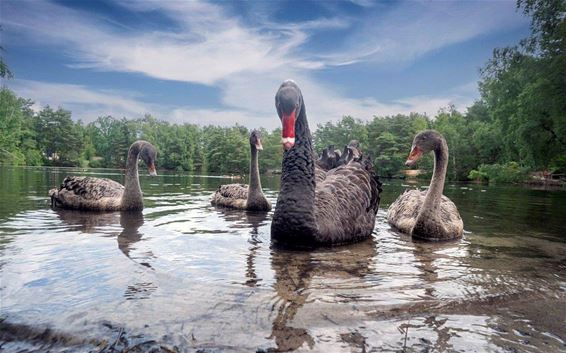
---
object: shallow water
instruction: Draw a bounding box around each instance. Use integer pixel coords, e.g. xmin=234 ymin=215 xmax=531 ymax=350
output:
xmin=0 ymin=166 xmax=565 ymax=352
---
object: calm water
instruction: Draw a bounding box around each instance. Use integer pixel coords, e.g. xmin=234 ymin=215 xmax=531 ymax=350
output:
xmin=0 ymin=166 xmax=565 ymax=352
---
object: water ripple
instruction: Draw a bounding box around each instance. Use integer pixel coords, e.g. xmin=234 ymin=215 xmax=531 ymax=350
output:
xmin=0 ymin=168 xmax=565 ymax=352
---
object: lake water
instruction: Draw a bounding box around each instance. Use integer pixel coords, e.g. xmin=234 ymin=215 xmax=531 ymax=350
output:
xmin=0 ymin=166 xmax=565 ymax=352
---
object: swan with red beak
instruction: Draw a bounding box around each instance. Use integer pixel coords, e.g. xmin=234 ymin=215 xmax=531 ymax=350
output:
xmin=275 ymin=80 xmax=302 ymax=150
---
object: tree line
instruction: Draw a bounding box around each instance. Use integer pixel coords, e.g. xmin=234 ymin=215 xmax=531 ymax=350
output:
xmin=0 ymin=0 xmax=563 ymax=182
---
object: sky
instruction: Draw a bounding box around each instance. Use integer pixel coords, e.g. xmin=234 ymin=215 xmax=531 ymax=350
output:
xmin=2 ymin=0 xmax=530 ymax=129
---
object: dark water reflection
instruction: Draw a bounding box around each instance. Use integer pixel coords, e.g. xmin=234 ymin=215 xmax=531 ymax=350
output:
xmin=0 ymin=166 xmax=565 ymax=352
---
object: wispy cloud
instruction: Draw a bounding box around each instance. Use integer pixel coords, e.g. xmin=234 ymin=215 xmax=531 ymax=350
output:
xmin=314 ymin=1 xmax=528 ymax=67
xmin=10 ymin=80 xmax=152 ymax=120
xmin=3 ymin=0 xmax=307 ymax=85
xmin=3 ymin=0 xmax=522 ymax=128
xmin=10 ymin=78 xmax=475 ymax=128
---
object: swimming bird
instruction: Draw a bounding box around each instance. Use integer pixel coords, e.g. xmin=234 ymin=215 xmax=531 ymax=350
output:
xmin=49 ymin=141 xmax=157 ymax=211
xmin=387 ymin=130 xmax=463 ymax=240
xmin=271 ymin=80 xmax=381 ymax=247
xmin=211 ymin=130 xmax=272 ymax=211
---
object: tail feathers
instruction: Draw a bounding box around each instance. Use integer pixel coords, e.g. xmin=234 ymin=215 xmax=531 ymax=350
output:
xmin=48 ymin=188 xmax=58 ymax=198
xmin=359 ymin=153 xmax=382 ymax=213
xmin=316 ymin=144 xmax=342 ymax=171
xmin=48 ymin=188 xmax=59 ymax=208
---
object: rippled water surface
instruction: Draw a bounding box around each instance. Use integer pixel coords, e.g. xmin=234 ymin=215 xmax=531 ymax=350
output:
xmin=1 ymin=166 xmax=565 ymax=352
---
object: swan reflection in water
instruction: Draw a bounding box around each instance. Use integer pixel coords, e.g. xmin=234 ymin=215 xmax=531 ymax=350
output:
xmin=266 ymin=237 xmax=483 ymax=352
xmin=213 ymin=208 xmax=270 ymax=287
xmin=267 ymin=239 xmax=377 ymax=352
xmin=52 ymin=209 xmax=155 ymax=299
xmin=400 ymin=240 xmax=462 ymax=353
xmin=53 ymin=209 xmax=147 ymax=261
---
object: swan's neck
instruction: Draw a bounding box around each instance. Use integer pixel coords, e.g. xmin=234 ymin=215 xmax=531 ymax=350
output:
xmin=418 ymin=139 xmax=448 ymax=218
xmin=272 ymin=106 xmax=317 ymax=239
xmin=280 ymin=107 xmax=316 ymax=200
xmin=121 ymin=142 xmax=144 ymax=210
xmin=247 ymin=145 xmax=263 ymax=206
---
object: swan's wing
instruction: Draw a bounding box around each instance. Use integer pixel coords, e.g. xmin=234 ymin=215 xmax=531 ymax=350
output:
xmin=386 ymin=189 xmax=425 ymax=234
xmin=314 ymin=159 xmax=382 ymax=244
xmin=211 ymin=184 xmax=249 ymax=209
xmin=314 ymin=166 xmax=327 ymax=184
xmin=215 ymin=184 xmax=248 ymax=200
xmin=49 ymin=176 xmax=125 ymax=210
xmin=439 ymin=195 xmax=464 ymax=236
xmin=58 ymin=176 xmax=124 ymax=200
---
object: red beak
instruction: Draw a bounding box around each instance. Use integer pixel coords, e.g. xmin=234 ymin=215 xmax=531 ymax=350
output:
xmin=281 ymin=110 xmax=296 ymax=150
xmin=405 ymin=145 xmax=423 ymax=166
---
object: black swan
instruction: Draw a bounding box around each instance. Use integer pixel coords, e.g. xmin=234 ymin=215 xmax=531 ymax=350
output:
xmin=316 ymin=140 xmax=361 ymax=171
xmin=49 ymin=140 xmax=157 ymax=211
xmin=271 ymin=80 xmax=382 ymax=246
xmin=387 ymin=130 xmax=463 ymax=240
xmin=211 ymin=130 xmax=272 ymax=211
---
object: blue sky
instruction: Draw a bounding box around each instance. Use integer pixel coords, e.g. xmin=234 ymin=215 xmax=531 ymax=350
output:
xmin=2 ymin=0 xmax=530 ymax=129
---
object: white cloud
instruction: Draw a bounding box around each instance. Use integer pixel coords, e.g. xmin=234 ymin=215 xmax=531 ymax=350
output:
xmin=2 ymin=0 xmax=316 ymax=85
xmin=9 ymin=80 xmax=153 ymax=120
xmin=314 ymin=2 xmax=528 ymax=67
xmin=348 ymin=0 xmax=377 ymax=8
xmin=7 ymin=78 xmax=475 ymax=129
xmin=2 ymin=0 xmax=518 ymax=128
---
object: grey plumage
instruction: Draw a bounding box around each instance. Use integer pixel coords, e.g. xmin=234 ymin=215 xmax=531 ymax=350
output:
xmin=271 ymin=80 xmax=381 ymax=247
xmin=49 ymin=141 xmax=157 ymax=211
xmin=211 ymin=184 xmax=249 ymax=210
xmin=211 ymin=130 xmax=272 ymax=211
xmin=387 ymin=130 xmax=463 ymax=240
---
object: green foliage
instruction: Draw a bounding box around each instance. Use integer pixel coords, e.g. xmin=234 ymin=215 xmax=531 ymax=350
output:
xmin=549 ymin=153 xmax=566 ymax=174
xmin=469 ymin=162 xmax=529 ymax=183
xmin=255 ymin=128 xmax=283 ymax=173
xmin=314 ymin=116 xmax=368 ymax=151
xmin=0 ymin=88 xmax=38 ymax=165
xmin=433 ymin=106 xmax=477 ymax=181
xmin=480 ymin=0 xmax=566 ymax=170
xmin=0 ymin=88 xmax=279 ymax=175
xmin=35 ymin=106 xmax=83 ymax=166
xmin=365 ymin=113 xmax=430 ymax=177
xmin=468 ymin=169 xmax=489 ymax=182
xmin=0 ymin=41 xmax=13 ymax=79
xmin=201 ymin=125 xmax=250 ymax=174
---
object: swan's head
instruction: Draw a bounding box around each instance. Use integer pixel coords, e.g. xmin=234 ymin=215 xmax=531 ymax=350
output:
xmin=140 ymin=142 xmax=158 ymax=176
xmin=406 ymin=130 xmax=443 ymax=166
xmin=250 ymin=129 xmax=263 ymax=151
xmin=275 ymin=80 xmax=303 ymax=150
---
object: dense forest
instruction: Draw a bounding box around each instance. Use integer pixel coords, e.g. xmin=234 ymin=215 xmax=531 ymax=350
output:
xmin=0 ymin=0 xmax=564 ymax=182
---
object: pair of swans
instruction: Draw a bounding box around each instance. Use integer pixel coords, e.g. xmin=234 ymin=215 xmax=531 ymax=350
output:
xmin=269 ymin=80 xmax=462 ymax=246
xmin=211 ymin=81 xmax=381 ymax=248
xmin=50 ymin=81 xmax=463 ymax=245
xmin=49 ymin=132 xmax=271 ymax=213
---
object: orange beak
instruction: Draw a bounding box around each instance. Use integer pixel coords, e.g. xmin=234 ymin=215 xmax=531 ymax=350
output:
xmin=148 ymin=164 xmax=157 ymax=176
xmin=405 ymin=145 xmax=423 ymax=166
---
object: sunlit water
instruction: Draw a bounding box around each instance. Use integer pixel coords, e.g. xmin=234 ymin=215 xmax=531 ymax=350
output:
xmin=0 ymin=166 xmax=565 ymax=352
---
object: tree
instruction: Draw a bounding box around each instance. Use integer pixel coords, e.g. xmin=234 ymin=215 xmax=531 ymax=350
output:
xmin=314 ymin=116 xmax=368 ymax=152
xmin=0 ymin=27 xmax=14 ymax=79
xmin=479 ymin=0 xmax=566 ymax=171
xmin=35 ymin=107 xmax=83 ymax=165
xmin=366 ymin=113 xmax=430 ymax=177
